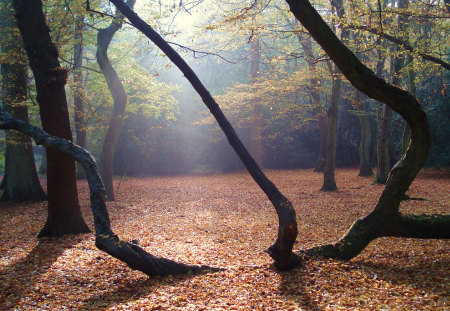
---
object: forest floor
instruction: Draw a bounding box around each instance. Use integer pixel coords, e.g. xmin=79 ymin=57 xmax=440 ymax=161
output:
xmin=0 ymin=168 xmax=449 ymax=310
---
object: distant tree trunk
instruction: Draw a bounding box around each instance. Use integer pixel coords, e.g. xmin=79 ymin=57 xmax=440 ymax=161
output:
xmin=97 ymin=0 xmax=136 ymax=201
xmin=249 ymin=33 xmax=263 ymax=167
xmin=73 ymin=15 xmax=87 ymax=180
xmin=286 ymin=0 xmax=449 ymax=260
xmin=0 ymin=0 xmax=46 ymax=202
xmin=357 ymin=91 xmax=373 ymax=177
xmin=373 ymin=104 xmax=392 ymax=184
xmin=401 ymin=55 xmax=415 ymax=154
xmin=320 ymin=0 xmax=347 ymax=191
xmin=110 ymin=0 xmax=300 ymax=270
xmin=321 ymin=66 xmax=341 ymax=191
xmin=294 ymin=29 xmax=327 ymax=172
xmin=12 ymin=0 xmax=89 ymax=236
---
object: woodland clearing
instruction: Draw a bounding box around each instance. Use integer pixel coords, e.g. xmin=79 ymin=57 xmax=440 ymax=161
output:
xmin=0 ymin=168 xmax=448 ymax=310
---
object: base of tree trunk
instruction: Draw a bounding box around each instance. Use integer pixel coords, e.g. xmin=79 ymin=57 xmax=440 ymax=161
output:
xmin=38 ymin=217 xmax=91 ymax=238
xmin=299 ymin=211 xmax=450 ymax=260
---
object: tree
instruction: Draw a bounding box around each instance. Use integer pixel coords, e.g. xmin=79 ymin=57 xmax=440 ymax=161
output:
xmin=109 ymin=0 xmax=300 ymax=270
xmin=97 ymin=0 xmax=136 ymax=201
xmin=12 ymin=0 xmax=89 ymax=236
xmin=72 ymin=14 xmax=87 ymax=179
xmin=286 ymin=0 xmax=449 ymax=260
xmin=0 ymin=0 xmax=46 ymax=202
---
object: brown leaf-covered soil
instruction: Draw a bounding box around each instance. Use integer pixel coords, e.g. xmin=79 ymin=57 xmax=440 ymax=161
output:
xmin=0 ymin=168 xmax=448 ymax=310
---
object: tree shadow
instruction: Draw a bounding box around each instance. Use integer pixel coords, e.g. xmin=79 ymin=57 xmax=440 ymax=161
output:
xmin=0 ymin=235 xmax=86 ymax=309
xmin=78 ymin=272 xmax=199 ymax=310
xmin=353 ymin=256 xmax=449 ymax=298
xmin=278 ymin=266 xmax=323 ymax=311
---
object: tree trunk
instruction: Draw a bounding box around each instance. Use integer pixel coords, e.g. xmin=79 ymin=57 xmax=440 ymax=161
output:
xmin=12 ymin=0 xmax=89 ymax=236
xmin=401 ymin=55 xmax=415 ymax=154
xmin=73 ymin=15 xmax=87 ymax=180
xmin=110 ymin=0 xmax=300 ymax=270
xmin=249 ymin=34 xmax=263 ymax=167
xmin=0 ymin=109 xmax=222 ymax=276
xmin=357 ymin=92 xmax=373 ymax=177
xmin=320 ymin=0 xmax=347 ymax=191
xmin=97 ymin=0 xmax=136 ymax=201
xmin=286 ymin=0 xmax=448 ymax=260
xmin=294 ymin=30 xmax=327 ymax=172
xmin=0 ymin=0 xmax=46 ymax=202
xmin=373 ymin=104 xmax=392 ymax=184
xmin=320 ymin=69 xmax=341 ymax=191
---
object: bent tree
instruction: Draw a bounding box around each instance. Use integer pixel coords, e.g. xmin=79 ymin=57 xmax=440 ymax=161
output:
xmin=0 ymin=109 xmax=219 ymax=276
xmin=97 ymin=0 xmax=136 ymax=201
xmin=111 ymin=0 xmax=449 ymax=265
xmin=109 ymin=0 xmax=299 ymax=270
xmin=285 ymin=0 xmax=450 ymax=259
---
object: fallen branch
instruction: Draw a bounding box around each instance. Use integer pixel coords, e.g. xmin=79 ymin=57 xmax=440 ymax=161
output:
xmin=0 ymin=108 xmax=222 ymax=276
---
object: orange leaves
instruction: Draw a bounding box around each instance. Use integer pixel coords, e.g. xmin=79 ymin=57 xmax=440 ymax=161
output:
xmin=0 ymin=168 xmax=448 ymax=310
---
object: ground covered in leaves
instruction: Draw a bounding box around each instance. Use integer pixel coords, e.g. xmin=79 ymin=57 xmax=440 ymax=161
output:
xmin=0 ymin=168 xmax=448 ymax=310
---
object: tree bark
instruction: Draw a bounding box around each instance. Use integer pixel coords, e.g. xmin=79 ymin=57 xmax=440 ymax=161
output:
xmin=73 ymin=15 xmax=87 ymax=180
xmin=12 ymin=0 xmax=89 ymax=236
xmin=97 ymin=0 xmax=136 ymax=201
xmin=286 ymin=0 xmax=448 ymax=260
xmin=373 ymin=104 xmax=392 ymax=184
xmin=109 ymin=0 xmax=300 ymax=270
xmin=0 ymin=109 xmax=221 ymax=276
xmin=0 ymin=0 xmax=46 ymax=202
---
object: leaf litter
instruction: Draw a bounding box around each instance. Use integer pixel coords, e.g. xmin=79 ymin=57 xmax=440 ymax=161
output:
xmin=0 ymin=168 xmax=448 ymax=310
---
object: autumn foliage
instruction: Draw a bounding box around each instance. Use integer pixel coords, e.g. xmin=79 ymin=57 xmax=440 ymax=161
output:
xmin=0 ymin=168 xmax=448 ymax=310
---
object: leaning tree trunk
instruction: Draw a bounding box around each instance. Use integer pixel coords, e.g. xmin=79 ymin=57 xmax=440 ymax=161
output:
xmin=110 ymin=0 xmax=300 ymax=270
xmin=97 ymin=0 xmax=135 ymax=201
xmin=73 ymin=15 xmax=87 ymax=180
xmin=0 ymin=0 xmax=46 ymax=202
xmin=285 ymin=0 xmax=449 ymax=260
xmin=12 ymin=0 xmax=89 ymax=236
xmin=0 ymin=109 xmax=221 ymax=276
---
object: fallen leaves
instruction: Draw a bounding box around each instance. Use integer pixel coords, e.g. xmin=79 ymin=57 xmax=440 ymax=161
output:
xmin=0 ymin=168 xmax=448 ymax=310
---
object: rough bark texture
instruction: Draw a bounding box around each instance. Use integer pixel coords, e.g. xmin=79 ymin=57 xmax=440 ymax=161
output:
xmin=73 ymin=15 xmax=87 ymax=180
xmin=0 ymin=0 xmax=46 ymax=202
xmin=97 ymin=0 xmax=135 ymax=201
xmin=110 ymin=0 xmax=300 ymax=270
xmin=286 ymin=0 xmax=448 ymax=260
xmin=0 ymin=109 xmax=220 ymax=276
xmin=12 ymin=0 xmax=89 ymax=236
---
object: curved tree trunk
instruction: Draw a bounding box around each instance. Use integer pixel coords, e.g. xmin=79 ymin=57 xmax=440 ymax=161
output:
xmin=12 ymin=0 xmax=89 ymax=236
xmin=97 ymin=0 xmax=136 ymax=201
xmin=0 ymin=109 xmax=221 ymax=276
xmin=0 ymin=0 xmax=46 ymax=202
xmin=109 ymin=0 xmax=300 ymax=270
xmin=286 ymin=0 xmax=448 ymax=260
